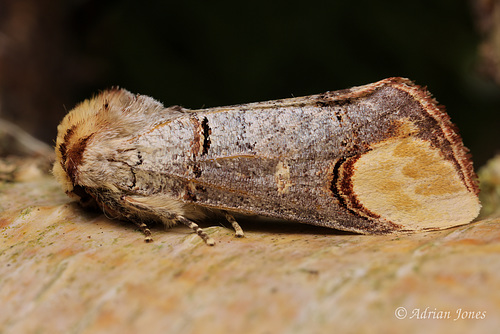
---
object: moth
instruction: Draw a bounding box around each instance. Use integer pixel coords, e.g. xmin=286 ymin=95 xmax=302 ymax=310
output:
xmin=53 ymin=77 xmax=481 ymax=245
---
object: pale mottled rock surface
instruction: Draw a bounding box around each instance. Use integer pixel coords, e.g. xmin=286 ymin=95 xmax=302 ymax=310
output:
xmin=1 ymin=158 xmax=499 ymax=334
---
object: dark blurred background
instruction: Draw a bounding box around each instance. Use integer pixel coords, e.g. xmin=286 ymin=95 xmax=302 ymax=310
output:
xmin=0 ymin=0 xmax=499 ymax=166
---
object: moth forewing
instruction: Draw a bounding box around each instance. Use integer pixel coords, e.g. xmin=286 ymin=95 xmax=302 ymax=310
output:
xmin=53 ymin=78 xmax=481 ymax=245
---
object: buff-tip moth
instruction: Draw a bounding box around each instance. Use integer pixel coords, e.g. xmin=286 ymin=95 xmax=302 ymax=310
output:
xmin=53 ymin=77 xmax=481 ymax=245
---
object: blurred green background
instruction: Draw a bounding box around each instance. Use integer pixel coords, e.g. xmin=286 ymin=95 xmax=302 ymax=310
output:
xmin=0 ymin=0 xmax=499 ymax=166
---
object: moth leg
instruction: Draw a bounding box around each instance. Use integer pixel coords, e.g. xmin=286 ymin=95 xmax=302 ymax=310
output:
xmin=134 ymin=221 xmax=153 ymax=243
xmin=222 ymin=210 xmax=244 ymax=238
xmin=176 ymin=215 xmax=216 ymax=246
xmin=121 ymin=195 xmax=215 ymax=246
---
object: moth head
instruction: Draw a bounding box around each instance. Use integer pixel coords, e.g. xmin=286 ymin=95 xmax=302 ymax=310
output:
xmin=54 ymin=88 xmax=162 ymax=207
xmin=53 ymin=88 xmax=128 ymax=205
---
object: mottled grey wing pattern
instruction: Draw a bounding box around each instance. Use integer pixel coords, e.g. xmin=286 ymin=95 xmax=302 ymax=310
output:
xmin=123 ymin=80 xmax=478 ymax=234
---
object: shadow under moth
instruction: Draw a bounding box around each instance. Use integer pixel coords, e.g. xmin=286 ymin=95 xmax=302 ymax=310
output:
xmin=53 ymin=77 xmax=481 ymax=245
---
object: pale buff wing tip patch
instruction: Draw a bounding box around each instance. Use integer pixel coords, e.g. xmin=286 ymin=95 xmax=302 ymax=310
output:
xmin=351 ymin=137 xmax=481 ymax=231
